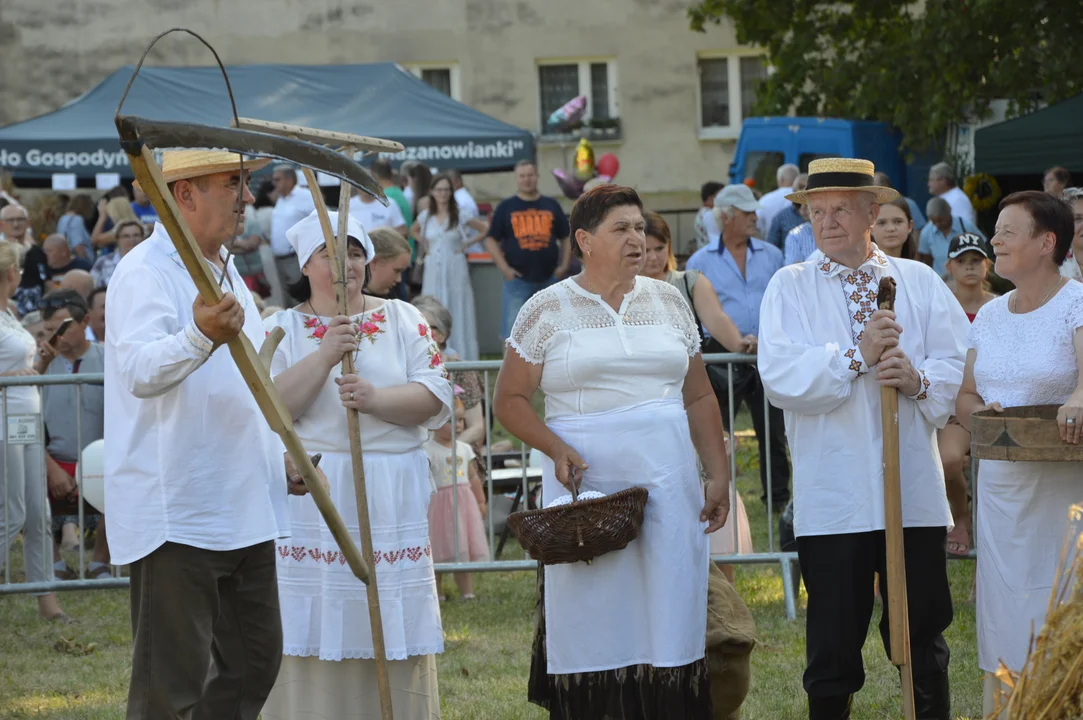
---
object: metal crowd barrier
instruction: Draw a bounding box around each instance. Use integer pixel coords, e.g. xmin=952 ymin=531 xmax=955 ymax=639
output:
xmin=0 ymin=357 xmax=978 ymax=624
xmin=0 ymin=373 xmax=109 ymax=596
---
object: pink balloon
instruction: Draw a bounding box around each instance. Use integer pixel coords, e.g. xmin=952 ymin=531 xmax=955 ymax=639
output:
xmin=596 ymin=153 xmax=620 ymax=180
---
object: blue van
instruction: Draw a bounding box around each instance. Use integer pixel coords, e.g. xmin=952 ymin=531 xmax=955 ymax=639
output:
xmin=729 ymin=117 xmax=934 ymax=208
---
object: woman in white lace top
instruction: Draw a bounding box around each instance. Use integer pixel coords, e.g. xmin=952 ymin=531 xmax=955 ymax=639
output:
xmin=955 ymin=191 xmax=1083 ymax=715
xmin=261 ymin=210 xmax=453 ymax=720
xmin=494 ymin=185 xmax=731 ymax=719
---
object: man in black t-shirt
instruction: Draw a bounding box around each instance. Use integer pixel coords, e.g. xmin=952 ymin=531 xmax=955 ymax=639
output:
xmin=484 ymin=159 xmax=571 ymax=338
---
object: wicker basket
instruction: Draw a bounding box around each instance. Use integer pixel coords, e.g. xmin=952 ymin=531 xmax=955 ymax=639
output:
xmin=971 ymin=404 xmax=1083 ymax=462
xmin=506 ymin=486 xmax=649 ymax=565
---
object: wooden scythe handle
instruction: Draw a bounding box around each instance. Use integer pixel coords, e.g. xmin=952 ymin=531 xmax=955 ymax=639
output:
xmin=876 ymin=277 xmax=916 ymax=719
xmin=302 ymin=167 xmax=395 ymax=720
xmin=124 ymin=144 xmax=370 ymax=585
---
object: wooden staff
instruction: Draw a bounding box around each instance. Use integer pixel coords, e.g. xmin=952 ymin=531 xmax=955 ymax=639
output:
xmin=299 ymin=165 xmax=394 ymax=720
xmin=877 ymin=276 xmax=916 ymax=720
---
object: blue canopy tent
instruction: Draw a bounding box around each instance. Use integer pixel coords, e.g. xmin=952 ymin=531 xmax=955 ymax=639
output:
xmin=0 ymin=63 xmax=534 ymax=180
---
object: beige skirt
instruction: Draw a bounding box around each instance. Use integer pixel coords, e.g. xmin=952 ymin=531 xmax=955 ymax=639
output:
xmin=262 ymin=654 xmax=441 ymax=720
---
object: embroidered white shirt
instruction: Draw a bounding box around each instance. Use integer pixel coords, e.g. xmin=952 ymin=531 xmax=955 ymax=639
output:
xmin=757 ymin=247 xmax=969 ymax=537
xmin=104 ymin=224 xmax=290 ymax=565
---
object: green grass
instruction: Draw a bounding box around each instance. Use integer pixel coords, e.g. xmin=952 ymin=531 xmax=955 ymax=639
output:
xmin=0 ymin=410 xmax=983 ymax=719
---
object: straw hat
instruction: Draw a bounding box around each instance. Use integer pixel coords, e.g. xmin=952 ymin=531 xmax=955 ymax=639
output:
xmin=785 ymin=158 xmax=899 ymax=204
xmin=134 ymin=149 xmax=271 ymax=191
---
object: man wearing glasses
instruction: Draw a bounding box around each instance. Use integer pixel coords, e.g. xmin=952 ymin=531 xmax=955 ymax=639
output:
xmin=105 ymin=150 xmax=321 ymax=720
xmin=0 ymin=203 xmax=33 ymax=246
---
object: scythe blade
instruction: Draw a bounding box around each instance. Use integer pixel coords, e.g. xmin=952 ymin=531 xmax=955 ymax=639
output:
xmin=115 ymin=115 xmax=387 ymax=203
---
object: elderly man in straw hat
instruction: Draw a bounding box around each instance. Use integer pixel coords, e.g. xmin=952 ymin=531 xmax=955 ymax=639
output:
xmin=105 ymin=150 xmax=317 ymax=720
xmin=757 ymin=158 xmax=971 ymax=719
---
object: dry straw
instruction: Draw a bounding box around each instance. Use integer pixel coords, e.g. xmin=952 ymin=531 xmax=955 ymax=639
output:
xmin=990 ymin=504 xmax=1083 ymax=718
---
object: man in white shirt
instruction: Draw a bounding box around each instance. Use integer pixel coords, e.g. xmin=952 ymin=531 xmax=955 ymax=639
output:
xmin=757 ymin=163 xmax=800 ymax=236
xmin=106 ymin=150 xmax=319 ymax=720
xmin=347 ymin=189 xmax=407 ymax=236
xmin=758 ymin=158 xmax=968 ymax=720
xmin=270 ymin=165 xmax=315 ymax=304
xmin=927 ymin=161 xmax=976 ymax=226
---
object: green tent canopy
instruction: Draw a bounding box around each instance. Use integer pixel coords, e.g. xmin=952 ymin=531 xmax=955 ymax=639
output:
xmin=0 ymin=63 xmax=535 ymax=179
xmin=975 ymin=93 xmax=1083 ymax=175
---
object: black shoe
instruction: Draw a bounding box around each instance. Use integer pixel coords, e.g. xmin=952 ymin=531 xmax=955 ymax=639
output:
xmin=913 ymin=671 xmax=951 ymax=720
xmin=808 ymin=694 xmax=852 ymax=720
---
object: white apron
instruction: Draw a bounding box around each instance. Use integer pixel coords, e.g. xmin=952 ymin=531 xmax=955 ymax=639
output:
xmin=975 ymin=459 xmax=1082 ymax=672
xmin=542 ymin=398 xmax=709 ymax=674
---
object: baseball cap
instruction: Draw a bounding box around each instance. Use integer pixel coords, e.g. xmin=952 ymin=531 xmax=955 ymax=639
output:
xmin=713 ymin=184 xmax=761 ymax=213
xmin=947 ymin=233 xmax=990 ymax=260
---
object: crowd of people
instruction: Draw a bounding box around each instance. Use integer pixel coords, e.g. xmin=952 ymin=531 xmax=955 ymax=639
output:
xmin=0 ymin=145 xmax=1079 ymax=720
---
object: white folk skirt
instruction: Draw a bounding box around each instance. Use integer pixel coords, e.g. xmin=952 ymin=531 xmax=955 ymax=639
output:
xmin=975 ymin=458 xmax=1081 ymax=672
xmin=275 ymin=449 xmax=444 ymax=662
xmin=542 ymin=398 xmax=709 ymax=674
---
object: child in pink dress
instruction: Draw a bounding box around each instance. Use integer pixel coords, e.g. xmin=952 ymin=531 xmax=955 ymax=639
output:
xmin=425 ymin=394 xmax=490 ymax=600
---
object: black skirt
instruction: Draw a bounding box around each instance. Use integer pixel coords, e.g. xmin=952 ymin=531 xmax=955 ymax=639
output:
xmin=527 ymin=568 xmax=713 ymax=720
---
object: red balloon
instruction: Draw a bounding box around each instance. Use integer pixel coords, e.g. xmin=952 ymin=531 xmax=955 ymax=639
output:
xmin=596 ymin=153 xmax=620 ymax=180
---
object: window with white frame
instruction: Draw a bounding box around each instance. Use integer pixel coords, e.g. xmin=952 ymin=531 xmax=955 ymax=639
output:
xmin=698 ymin=54 xmax=767 ymax=138
xmin=405 ymin=64 xmax=460 ymax=101
xmin=537 ymin=60 xmax=619 ymax=136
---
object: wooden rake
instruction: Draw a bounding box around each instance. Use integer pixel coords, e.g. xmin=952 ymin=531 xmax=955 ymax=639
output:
xmin=876 ymin=276 xmax=917 ymax=720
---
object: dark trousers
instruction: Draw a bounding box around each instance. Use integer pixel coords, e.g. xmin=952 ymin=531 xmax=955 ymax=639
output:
xmin=797 ymin=528 xmax=953 ymax=720
xmin=126 ymin=541 xmax=283 ymax=720
xmin=705 ymin=351 xmax=791 ymax=506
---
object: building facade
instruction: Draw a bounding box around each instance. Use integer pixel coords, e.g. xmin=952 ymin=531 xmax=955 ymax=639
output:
xmin=0 ymin=0 xmax=764 ymax=212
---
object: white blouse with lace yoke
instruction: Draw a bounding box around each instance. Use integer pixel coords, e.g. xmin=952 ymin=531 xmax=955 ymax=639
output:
xmin=508 ymin=277 xmax=701 ymax=419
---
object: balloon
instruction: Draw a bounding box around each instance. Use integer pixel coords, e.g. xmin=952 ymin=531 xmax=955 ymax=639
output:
xmin=743 ymin=178 xmax=756 ymax=188
xmin=583 ymin=175 xmax=613 ymax=193
xmin=596 ymin=153 xmax=620 ymax=180
xmin=553 ymin=168 xmax=585 ymax=200
xmin=547 ymin=95 xmax=587 ymax=131
xmin=78 ymin=439 xmax=106 ymax=514
xmin=574 ymin=138 xmax=596 ymax=181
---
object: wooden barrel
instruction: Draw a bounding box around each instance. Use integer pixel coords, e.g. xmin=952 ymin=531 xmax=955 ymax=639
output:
xmin=970 ymin=405 xmax=1083 ymax=462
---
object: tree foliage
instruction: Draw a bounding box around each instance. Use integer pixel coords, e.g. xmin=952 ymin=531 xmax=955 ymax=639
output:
xmin=688 ymin=0 xmax=1083 ymax=152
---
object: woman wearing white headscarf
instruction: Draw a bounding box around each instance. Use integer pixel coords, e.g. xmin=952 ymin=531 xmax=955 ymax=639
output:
xmin=262 ymin=209 xmax=453 ymax=720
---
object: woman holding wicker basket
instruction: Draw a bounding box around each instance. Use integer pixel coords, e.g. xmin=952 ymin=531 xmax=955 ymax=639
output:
xmin=494 ymin=184 xmax=732 ymax=719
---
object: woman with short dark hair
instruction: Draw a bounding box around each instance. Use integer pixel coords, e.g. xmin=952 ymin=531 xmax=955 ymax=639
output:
xmin=494 ymin=184 xmax=731 ymax=718
xmin=955 ymin=190 xmax=1083 ymax=713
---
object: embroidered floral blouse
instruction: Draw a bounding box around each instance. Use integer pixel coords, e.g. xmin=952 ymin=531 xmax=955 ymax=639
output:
xmin=265 ymin=299 xmax=452 ymax=454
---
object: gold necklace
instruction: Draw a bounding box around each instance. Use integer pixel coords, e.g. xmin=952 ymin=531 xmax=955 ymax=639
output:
xmin=1010 ymin=276 xmax=1064 ymax=313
